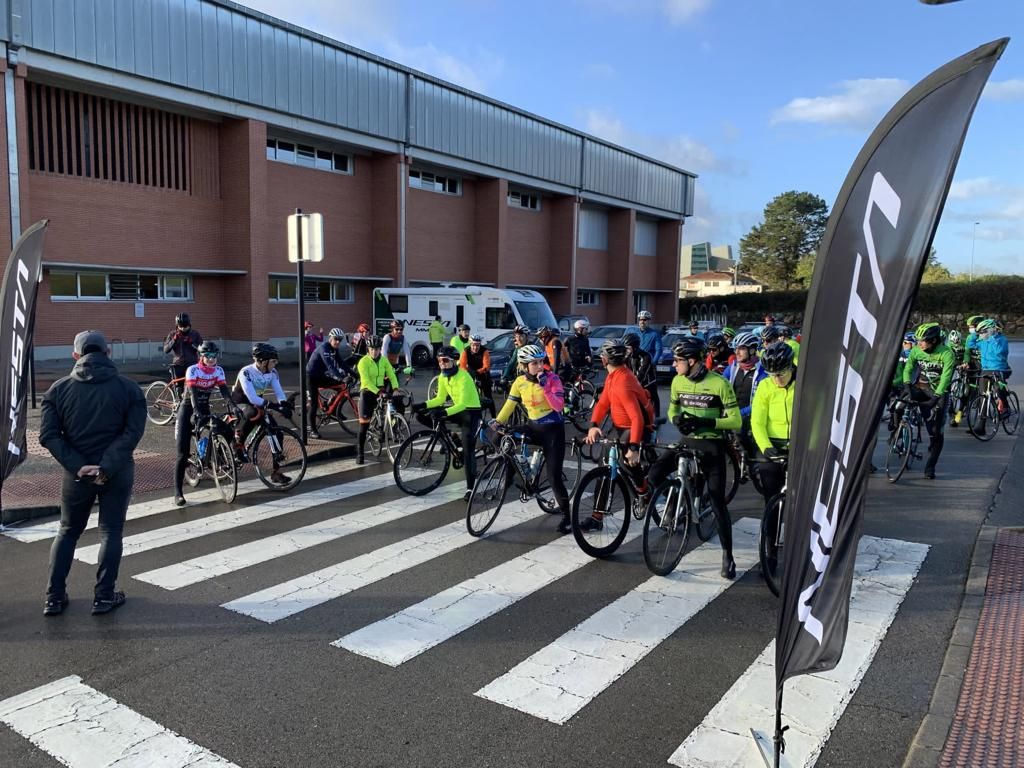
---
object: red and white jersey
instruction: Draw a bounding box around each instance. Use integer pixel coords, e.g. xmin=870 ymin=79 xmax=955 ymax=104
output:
xmin=185 ymin=363 xmax=227 ymax=407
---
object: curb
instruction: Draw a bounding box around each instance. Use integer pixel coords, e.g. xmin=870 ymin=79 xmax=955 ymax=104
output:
xmin=0 ymin=442 xmax=357 ymax=526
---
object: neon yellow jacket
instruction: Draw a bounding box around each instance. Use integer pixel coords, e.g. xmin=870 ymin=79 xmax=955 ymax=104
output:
xmin=751 ymin=375 xmax=795 ymax=453
xmin=357 ymin=353 xmax=398 ymax=394
xmin=425 ymin=369 xmax=481 ymax=416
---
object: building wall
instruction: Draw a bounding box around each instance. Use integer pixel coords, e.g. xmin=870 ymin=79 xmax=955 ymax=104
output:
xmin=406 ymin=179 xmax=478 ymax=284
xmin=504 ymin=200 xmax=552 ymax=284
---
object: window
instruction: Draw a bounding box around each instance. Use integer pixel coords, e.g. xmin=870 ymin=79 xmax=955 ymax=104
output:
xmin=578 ymin=207 xmax=609 ymax=250
xmin=269 ymin=277 xmax=354 ymax=303
xmin=428 ymin=300 xmax=439 ymax=318
xmin=508 ymin=188 xmax=541 ymax=211
xmin=633 ymin=292 xmax=650 ymax=316
xmin=388 ymin=294 xmax=409 ymax=313
xmin=49 ymin=271 xmax=190 ymax=301
xmin=486 ymin=306 xmax=516 ymax=330
xmin=266 ymin=138 xmax=351 ymax=175
xmin=576 ymin=290 xmax=599 ymax=307
xmin=635 ymin=219 xmax=658 ymax=256
xmin=409 ymin=168 xmax=461 ymax=195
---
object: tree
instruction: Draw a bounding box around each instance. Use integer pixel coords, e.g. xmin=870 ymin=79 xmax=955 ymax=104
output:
xmin=795 ymin=253 xmax=816 ymax=289
xmin=921 ymin=247 xmax=953 ymax=283
xmin=738 ymin=191 xmax=829 ymax=290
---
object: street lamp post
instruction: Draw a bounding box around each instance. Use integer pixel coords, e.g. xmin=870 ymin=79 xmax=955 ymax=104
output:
xmin=970 ymin=221 xmax=979 ymax=283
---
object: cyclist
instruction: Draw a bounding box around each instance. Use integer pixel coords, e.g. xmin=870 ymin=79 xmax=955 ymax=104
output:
xmin=163 ymin=313 xmax=202 ymax=395
xmin=967 ymin=318 xmax=1011 ymax=419
xmin=384 ymin=321 xmax=414 ymax=372
xmin=901 ymin=322 xmax=955 ymax=479
xmin=945 ymin=330 xmax=966 ymax=427
xmin=450 ymin=323 xmax=472 ymax=355
xmin=636 ymin=310 xmax=663 ymax=365
xmin=501 ymin=325 xmax=532 ymax=387
xmin=428 ymin=315 xmax=447 ymax=361
xmin=306 ymin=328 xmax=356 ymax=439
xmin=686 ymin=320 xmax=704 ymax=340
xmin=232 ymin=343 xmax=294 ymax=485
xmin=173 ymin=341 xmax=240 ymax=507
xmin=779 ymin=325 xmax=801 ymax=367
xmin=750 ymin=342 xmax=795 ymax=505
xmin=414 ymin=345 xmax=483 ymax=500
xmin=763 ymin=314 xmax=776 ymax=328
xmin=564 ymin=319 xmax=593 ymax=378
xmin=705 ymin=332 xmax=734 ymax=374
xmin=491 ymin=344 xmax=571 ymax=533
xmin=536 ymin=326 xmax=563 ymax=374
xmin=303 ymin=321 xmax=324 ymax=365
xmin=649 ymin=336 xmax=741 ymax=579
xmin=351 ymin=322 xmax=371 ymax=358
xmin=723 ymin=332 xmax=767 ymax=461
xmin=622 ymin=331 xmax=659 ymax=418
xmin=356 ymin=334 xmax=399 ymax=465
xmin=721 ymin=326 xmax=737 ymax=347
xmin=760 ymin=324 xmax=784 ymax=348
xmin=460 ymin=334 xmax=496 ymax=418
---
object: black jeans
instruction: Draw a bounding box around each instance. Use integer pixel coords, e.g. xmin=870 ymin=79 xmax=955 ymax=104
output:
xmin=174 ymin=402 xmax=197 ymax=496
xmin=417 ymin=408 xmax=482 ymax=489
xmin=47 ymin=466 xmax=134 ymax=600
xmin=909 ymin=388 xmax=947 ymax=473
xmin=519 ymin=420 xmax=570 ymax=518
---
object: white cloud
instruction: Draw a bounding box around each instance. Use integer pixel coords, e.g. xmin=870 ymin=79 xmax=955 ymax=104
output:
xmin=983 ymin=79 xmax=1024 ymax=102
xmin=663 ymin=0 xmax=713 ymax=24
xmin=948 ymin=177 xmax=1006 ymax=200
xmin=381 ymin=41 xmax=504 ymax=94
xmin=578 ymin=0 xmax=713 ymax=25
xmin=770 ymin=78 xmax=910 ymax=128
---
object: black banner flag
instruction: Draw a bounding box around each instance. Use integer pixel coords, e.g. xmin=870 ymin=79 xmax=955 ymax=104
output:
xmin=0 ymin=220 xmax=48 ymax=489
xmin=774 ymin=36 xmax=1006 ymax=723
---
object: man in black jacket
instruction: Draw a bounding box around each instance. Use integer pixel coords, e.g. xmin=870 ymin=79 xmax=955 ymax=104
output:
xmin=40 ymin=331 xmax=147 ymax=616
xmin=163 ymin=312 xmax=202 ymax=394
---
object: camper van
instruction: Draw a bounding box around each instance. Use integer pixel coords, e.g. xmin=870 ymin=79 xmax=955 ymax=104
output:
xmin=373 ymin=286 xmax=558 ymax=366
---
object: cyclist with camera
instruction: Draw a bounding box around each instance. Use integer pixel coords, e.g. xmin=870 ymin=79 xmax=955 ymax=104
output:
xmin=356 ymin=335 xmax=399 ymax=465
xmin=163 ymin=313 xmax=202 ymax=395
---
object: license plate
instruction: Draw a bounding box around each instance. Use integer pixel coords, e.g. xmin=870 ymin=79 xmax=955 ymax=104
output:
xmin=657 ymin=364 xmax=672 ymax=373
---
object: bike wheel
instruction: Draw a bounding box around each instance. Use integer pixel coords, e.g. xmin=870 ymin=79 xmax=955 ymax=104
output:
xmin=967 ymin=394 xmax=999 ymax=441
xmin=643 ymin=477 xmax=691 ymax=576
xmin=535 ymin=443 xmax=584 ymax=513
xmin=210 ymin=434 xmax=238 ymax=504
xmin=393 ymin=430 xmax=452 ymax=495
xmin=427 ymin=375 xmax=441 ymax=401
xmin=184 ymin=436 xmax=202 ymax=488
xmin=385 ymin=414 xmax=412 ymax=463
xmin=467 ymin=457 xmax=510 ymax=537
xmin=144 ymin=381 xmax=177 ymax=426
xmin=724 ymin=444 xmax=740 ymax=504
xmin=571 ymin=467 xmax=631 ymax=558
xmin=335 ymin=395 xmax=360 ymax=435
xmin=252 ymin=427 xmax=307 ymax=490
xmin=884 ymin=423 xmax=911 ymax=483
xmin=569 ymin=381 xmax=598 ymax=432
xmin=1001 ymin=391 xmax=1020 ymax=435
xmin=759 ymin=492 xmax=786 ymax=597
xmin=694 ymin=487 xmax=717 ymax=542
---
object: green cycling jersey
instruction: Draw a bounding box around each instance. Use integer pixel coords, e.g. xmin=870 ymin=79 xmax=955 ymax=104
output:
xmin=667 ymin=370 xmax=741 ymax=439
xmin=902 ymin=343 xmax=955 ymax=396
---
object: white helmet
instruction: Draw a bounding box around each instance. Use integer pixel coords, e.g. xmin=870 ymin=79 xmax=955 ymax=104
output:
xmin=517 ymin=344 xmax=546 ymax=364
xmin=573 ymin=319 xmax=590 ymax=331
xmin=636 ymin=310 xmax=653 ymax=321
xmin=328 ymin=328 xmax=345 ymax=341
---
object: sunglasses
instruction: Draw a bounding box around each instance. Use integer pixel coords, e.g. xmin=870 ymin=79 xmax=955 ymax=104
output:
xmin=201 ymin=354 xmax=218 ymax=360
xmin=437 ymin=357 xmax=453 ymax=364
xmin=769 ymin=369 xmax=793 ymax=378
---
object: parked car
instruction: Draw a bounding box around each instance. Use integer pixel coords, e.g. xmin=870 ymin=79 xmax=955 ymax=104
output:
xmin=556 ymin=314 xmax=591 ymax=334
xmin=587 ymin=324 xmax=639 ymax=355
xmin=486 ymin=331 xmax=517 ymax=380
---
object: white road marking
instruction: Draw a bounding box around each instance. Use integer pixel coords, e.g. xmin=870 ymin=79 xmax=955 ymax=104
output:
xmin=668 ymin=535 xmax=929 ymax=768
xmin=135 ymin=483 xmax=466 ymax=589
xmin=334 ymin=495 xmax=624 ymax=665
xmin=474 ymin=517 xmax=760 ymax=724
xmin=222 ymin=501 xmax=546 ymax=623
xmin=2 ymin=458 xmax=360 ymax=543
xmin=0 ymin=675 xmax=239 ymax=767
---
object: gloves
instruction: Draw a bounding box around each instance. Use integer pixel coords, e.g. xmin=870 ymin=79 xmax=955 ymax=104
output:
xmin=280 ymin=401 xmax=294 ymax=419
xmin=926 ymin=395 xmax=942 ymax=410
xmin=403 ymin=366 xmax=414 ymax=376
xmin=412 ymin=402 xmax=427 ymax=415
xmin=764 ymin=446 xmax=784 ymax=461
xmin=537 ymin=372 xmax=549 ymax=386
xmin=675 ymin=415 xmax=714 ymax=434
xmin=428 ymin=408 xmax=444 ymax=424
xmin=902 ymin=384 xmax=913 ymax=399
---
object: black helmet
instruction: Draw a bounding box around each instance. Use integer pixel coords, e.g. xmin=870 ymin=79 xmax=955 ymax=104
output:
xmin=778 ymin=325 xmax=794 ymax=339
xmin=915 ymin=322 xmax=942 ymax=344
xmin=457 ymin=323 xmax=471 ymax=332
xmin=761 ymin=342 xmax=795 ymax=374
xmin=365 ymin=334 xmax=383 ymax=349
xmin=536 ymin=325 xmax=552 ymax=338
xmin=251 ymin=342 xmax=278 ymax=361
xmin=706 ymin=332 xmax=727 ymax=350
xmin=175 ymin=313 xmax=191 ymax=327
xmin=672 ymin=336 xmax=706 ymax=361
xmin=513 ymin=324 xmax=530 ymax=335
xmin=761 ymin=325 xmax=783 ymax=344
xmin=598 ymin=339 xmax=628 ymax=365
xmin=437 ymin=345 xmax=459 ymax=360
xmin=621 ymin=332 xmax=641 ymax=350
xmin=197 ymin=341 xmax=219 ymax=356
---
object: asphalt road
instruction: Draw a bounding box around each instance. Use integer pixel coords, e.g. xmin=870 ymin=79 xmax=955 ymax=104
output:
xmin=0 ymin=365 xmax=1019 ymax=767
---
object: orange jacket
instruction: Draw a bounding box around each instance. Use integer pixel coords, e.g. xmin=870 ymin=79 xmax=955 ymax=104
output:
xmin=590 ymin=366 xmax=653 ymax=445
xmin=460 ymin=347 xmax=490 ymax=375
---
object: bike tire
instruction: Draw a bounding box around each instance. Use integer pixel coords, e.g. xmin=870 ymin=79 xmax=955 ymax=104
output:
xmin=885 ymin=423 xmax=911 ymax=483
xmin=759 ymin=492 xmax=786 ymax=597
xmin=393 ymin=430 xmax=452 ymax=495
xmin=335 ymin=395 xmax=360 ymax=435
xmin=252 ymin=426 xmax=308 ymax=491
xmin=534 ymin=443 xmax=584 ymax=514
xmin=1002 ymin=391 xmax=1020 ymax=435
xmin=694 ymin=488 xmax=717 ymax=542
xmin=145 ymin=381 xmax=177 ymax=426
xmin=184 ymin=435 xmax=202 ymax=488
xmin=210 ymin=434 xmax=238 ymax=504
xmin=724 ymin=444 xmax=740 ymax=504
xmin=643 ymin=477 xmax=691 ymax=576
xmin=571 ymin=467 xmax=631 ymax=558
xmin=467 ymin=457 xmax=510 ymax=537
xmin=385 ymin=414 xmax=412 ymax=463
xmin=967 ymin=394 xmax=999 ymax=442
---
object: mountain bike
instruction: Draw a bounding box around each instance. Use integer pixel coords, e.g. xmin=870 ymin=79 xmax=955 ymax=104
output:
xmin=312 ymin=376 xmax=360 ymax=435
xmin=144 ymin=367 xmax=186 ymax=426
xmin=967 ymin=373 xmax=1019 ymax=441
xmin=184 ymin=411 xmax=238 ymax=503
xmin=758 ymin=453 xmax=788 ymax=596
xmin=363 ymin=389 xmax=412 ymax=463
xmin=393 ymin=415 xmax=494 ymax=495
xmin=466 ymin=427 xmax=583 ymax=537
xmin=233 ymin=393 xmax=308 ymax=491
xmin=885 ymin=397 xmax=923 ymax=483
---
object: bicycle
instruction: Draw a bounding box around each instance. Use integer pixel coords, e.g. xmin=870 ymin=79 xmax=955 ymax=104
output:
xmin=757 ymin=452 xmax=788 ymax=596
xmin=363 ymin=389 xmax=412 ymax=463
xmin=947 ymin=368 xmax=977 ymax=428
xmin=144 ymin=367 xmax=186 ymax=426
xmin=967 ymin=374 xmax=1020 ymax=441
xmin=720 ymin=432 xmax=748 ymax=503
xmin=233 ymin=392 xmax=308 ymax=491
xmin=562 ymin=367 xmax=601 ymax=432
xmin=393 ymin=415 xmax=495 ymax=495
xmin=571 ymin=438 xmax=659 ymax=559
xmin=467 ymin=427 xmax=584 ymax=537
xmin=183 ymin=411 xmax=238 ymax=503
xmin=884 ymin=396 xmax=923 ymax=483
xmin=312 ymin=376 xmax=361 ymax=435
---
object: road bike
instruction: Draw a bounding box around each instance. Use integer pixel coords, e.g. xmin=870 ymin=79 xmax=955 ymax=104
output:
xmin=466 ymin=427 xmax=583 ymax=537
xmin=144 ymin=367 xmax=186 ymax=426
xmin=184 ymin=411 xmax=238 ymax=503
xmin=393 ymin=414 xmax=495 ymax=495
xmin=233 ymin=393 xmax=308 ymax=491
xmin=363 ymin=389 xmax=413 ymax=463
xmin=966 ymin=373 xmax=1020 ymax=441
xmin=885 ymin=397 xmax=923 ymax=483
xmin=720 ymin=432 xmax=747 ymax=503
xmin=948 ymin=368 xmax=978 ymax=428
xmin=312 ymin=376 xmax=360 ymax=435
xmin=757 ymin=453 xmax=788 ymax=596
xmin=562 ymin=367 xmax=601 ymax=431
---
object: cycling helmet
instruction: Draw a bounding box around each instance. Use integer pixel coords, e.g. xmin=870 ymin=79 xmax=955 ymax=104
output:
xmin=673 ymin=336 xmax=707 ymax=361
xmin=357 ymin=322 xmax=370 ymax=333
xmin=517 ymin=344 xmax=547 ymax=364
xmin=733 ymin=332 xmax=759 ymax=350
xmin=197 ymin=341 xmax=219 ymax=357
xmin=536 ymin=325 xmax=553 ymax=339
xmin=251 ymin=342 xmax=278 ymax=361
xmin=437 ymin=345 xmax=459 ymax=360
xmin=303 ymin=320 xmax=313 ymax=329
xmin=761 ymin=325 xmax=783 ymax=344
xmin=513 ymin=324 xmax=530 ymax=335
xmin=761 ymin=342 xmax=795 ymax=373
xmin=706 ymin=332 xmax=727 ymax=350
xmin=328 ymin=327 xmax=345 ymax=340
xmin=573 ymin=319 xmax=590 ymax=332
xmin=636 ymin=310 xmax=653 ymax=321
xmin=621 ymin=332 xmax=641 ymax=350
xmin=365 ymin=334 xmax=383 ymax=349
xmin=947 ymin=329 xmax=963 ymax=346
xmin=903 ymin=332 xmax=917 ymax=343
xmin=966 ymin=315 xmax=984 ymax=328
xmin=914 ymin=322 xmax=942 ymax=343
xmin=175 ymin=312 xmax=191 ymax=327
xmin=721 ymin=326 xmax=736 ymax=340
xmin=976 ymin=318 xmax=998 ymax=334
xmin=598 ymin=340 xmax=628 ymax=365
xmin=469 ymin=334 xmax=483 ymax=343
xmin=764 ymin=314 xmax=776 ymax=323
xmin=778 ymin=325 xmax=794 ymax=339
xmin=390 ymin=320 xmax=403 ymax=330
xmin=457 ymin=323 xmax=471 ymax=332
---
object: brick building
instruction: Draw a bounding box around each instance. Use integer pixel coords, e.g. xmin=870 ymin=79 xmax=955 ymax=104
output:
xmin=0 ymin=0 xmax=695 ymax=360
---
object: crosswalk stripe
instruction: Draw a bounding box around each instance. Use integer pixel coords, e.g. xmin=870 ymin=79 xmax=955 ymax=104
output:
xmin=222 ymin=500 xmax=547 ymax=624
xmin=0 ymin=675 xmax=239 ymax=767
xmin=2 ymin=457 xmax=360 ymax=543
xmin=334 ymin=496 xmax=629 ymax=666
xmin=135 ymin=482 xmax=467 ymax=590
xmin=474 ymin=516 xmax=760 ymax=724
xmin=74 ymin=468 xmax=409 ymax=565
xmin=668 ymin=535 xmax=929 ymax=768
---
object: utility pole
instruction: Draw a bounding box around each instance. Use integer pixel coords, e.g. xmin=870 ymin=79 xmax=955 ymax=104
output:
xmin=970 ymin=221 xmax=979 ymax=283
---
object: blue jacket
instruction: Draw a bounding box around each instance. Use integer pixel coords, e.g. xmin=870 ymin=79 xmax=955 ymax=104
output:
xmin=306 ymin=340 xmax=354 ymax=380
xmin=722 ymin=359 xmax=769 ymax=417
xmin=638 ymin=328 xmax=663 ymax=363
xmin=966 ymin=332 xmax=1010 ymax=372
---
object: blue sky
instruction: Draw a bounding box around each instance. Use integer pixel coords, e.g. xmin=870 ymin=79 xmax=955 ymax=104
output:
xmin=245 ymin=0 xmax=1024 ymax=277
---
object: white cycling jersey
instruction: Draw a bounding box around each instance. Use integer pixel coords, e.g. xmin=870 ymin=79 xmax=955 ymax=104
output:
xmin=234 ymin=363 xmax=286 ymax=407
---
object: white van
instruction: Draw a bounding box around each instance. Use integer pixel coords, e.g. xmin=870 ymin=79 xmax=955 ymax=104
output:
xmin=373 ymin=286 xmax=558 ymax=366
